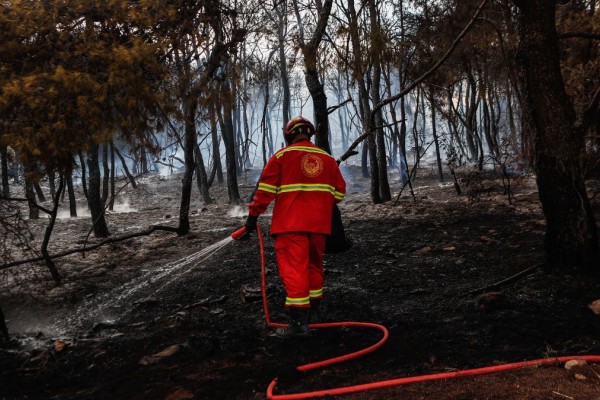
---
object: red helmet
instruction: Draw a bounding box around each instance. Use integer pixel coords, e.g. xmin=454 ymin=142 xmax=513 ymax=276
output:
xmin=284 ymin=116 xmax=315 ymax=140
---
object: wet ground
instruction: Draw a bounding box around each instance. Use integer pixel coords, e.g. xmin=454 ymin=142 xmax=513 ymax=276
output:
xmin=1 ymin=167 xmax=600 ymax=399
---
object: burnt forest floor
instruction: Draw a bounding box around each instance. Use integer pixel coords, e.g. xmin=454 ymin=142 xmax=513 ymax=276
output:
xmin=2 ymin=166 xmax=600 ymax=400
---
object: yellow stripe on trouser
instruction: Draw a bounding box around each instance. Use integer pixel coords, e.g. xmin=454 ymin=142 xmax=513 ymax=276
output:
xmin=285 ymin=296 xmax=310 ymax=307
xmin=309 ymin=288 xmax=323 ymax=299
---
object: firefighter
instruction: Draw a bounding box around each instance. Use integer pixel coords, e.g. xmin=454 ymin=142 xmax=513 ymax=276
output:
xmin=245 ymin=116 xmax=346 ymax=338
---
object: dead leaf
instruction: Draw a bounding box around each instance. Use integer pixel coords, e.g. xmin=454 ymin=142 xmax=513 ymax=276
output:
xmin=153 ymin=344 xmax=180 ymax=358
xmin=588 ymin=299 xmax=600 ymax=315
xmin=479 ymin=235 xmax=493 ymax=243
xmin=139 ymin=344 xmax=181 ymax=365
xmin=412 ymin=246 xmax=432 ymax=256
xmin=165 ymin=388 xmax=194 ymax=400
xmin=53 ymin=340 xmax=66 ymax=352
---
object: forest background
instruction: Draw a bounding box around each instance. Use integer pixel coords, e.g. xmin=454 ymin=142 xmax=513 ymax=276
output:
xmin=1 ymin=0 xmax=600 ymax=295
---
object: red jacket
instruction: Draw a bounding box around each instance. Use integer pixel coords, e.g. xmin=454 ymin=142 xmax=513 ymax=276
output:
xmin=249 ymin=140 xmax=346 ymax=235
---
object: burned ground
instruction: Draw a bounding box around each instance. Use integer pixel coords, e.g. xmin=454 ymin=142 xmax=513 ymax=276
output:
xmin=1 ymin=168 xmax=600 ymax=399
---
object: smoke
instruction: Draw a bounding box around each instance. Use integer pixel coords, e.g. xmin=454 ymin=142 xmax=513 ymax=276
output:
xmin=228 ymin=205 xmax=247 ymax=218
xmin=55 ymin=197 xmax=137 ymax=219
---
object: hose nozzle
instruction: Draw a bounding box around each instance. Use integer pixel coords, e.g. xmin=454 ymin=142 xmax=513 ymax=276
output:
xmin=231 ymin=226 xmax=248 ymax=240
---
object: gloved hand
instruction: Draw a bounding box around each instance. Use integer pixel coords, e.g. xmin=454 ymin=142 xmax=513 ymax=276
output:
xmin=245 ymin=214 xmax=258 ymax=232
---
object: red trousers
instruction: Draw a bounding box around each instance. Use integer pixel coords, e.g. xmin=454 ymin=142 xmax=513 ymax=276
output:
xmin=274 ymin=232 xmax=326 ymax=308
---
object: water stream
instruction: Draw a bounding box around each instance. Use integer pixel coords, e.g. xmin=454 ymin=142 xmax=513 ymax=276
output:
xmin=54 ymin=235 xmax=235 ymax=335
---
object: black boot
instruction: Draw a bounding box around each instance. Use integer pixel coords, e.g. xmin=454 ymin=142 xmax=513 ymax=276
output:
xmin=309 ymin=298 xmax=322 ymax=324
xmin=273 ymin=308 xmax=309 ymax=338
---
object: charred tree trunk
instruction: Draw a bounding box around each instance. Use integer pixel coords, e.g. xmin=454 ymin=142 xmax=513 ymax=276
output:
xmin=101 ymin=143 xmax=109 ymax=205
xmin=87 ymin=143 xmax=110 ymax=237
xmin=24 ymin=165 xmax=39 ymax=220
xmin=276 ymin=3 xmax=291 ymax=124
xmin=209 ymin=100 xmax=223 ymax=185
xmin=114 ymin=147 xmax=137 ymax=189
xmin=41 ymin=176 xmax=63 ymax=284
xmin=220 ymin=80 xmax=242 ymax=205
xmin=1 ymin=147 xmax=9 ymax=198
xmin=78 ymin=151 xmax=88 ymax=200
xmin=109 ymin=140 xmax=115 ymax=211
xmin=429 ymin=87 xmax=444 ymax=182
xmin=194 ymin=142 xmax=213 ymax=204
xmin=295 ymin=0 xmax=333 ymax=154
xmin=513 ymin=0 xmax=599 ymax=273
xmin=65 ymin=171 xmax=77 ymax=217
xmin=178 ymin=97 xmax=198 ymax=235
xmin=368 ymin=0 xmax=391 ymax=202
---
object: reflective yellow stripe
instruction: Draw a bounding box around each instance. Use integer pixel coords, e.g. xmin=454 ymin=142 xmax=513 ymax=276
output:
xmin=334 ymin=191 xmax=345 ymax=201
xmin=285 ymin=296 xmax=310 ymax=306
xmin=309 ymin=288 xmax=323 ymax=298
xmin=275 ymin=146 xmax=332 ymax=159
xmin=257 ymin=182 xmax=277 ymax=194
xmin=278 ymin=183 xmax=336 ymax=195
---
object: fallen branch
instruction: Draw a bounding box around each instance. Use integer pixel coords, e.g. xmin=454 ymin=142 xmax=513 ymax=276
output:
xmin=469 ymin=264 xmax=542 ymax=295
xmin=0 ymin=224 xmax=179 ymax=271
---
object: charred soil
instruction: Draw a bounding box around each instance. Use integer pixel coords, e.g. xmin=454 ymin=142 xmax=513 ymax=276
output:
xmin=2 ymin=168 xmax=600 ymax=399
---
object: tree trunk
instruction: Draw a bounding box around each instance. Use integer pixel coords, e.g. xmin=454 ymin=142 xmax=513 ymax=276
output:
xmin=1 ymin=147 xmax=9 ymax=198
xmin=41 ymin=176 xmax=63 ymax=284
xmin=209 ymin=101 xmax=223 ymax=185
xmin=194 ymin=142 xmax=213 ymax=204
xmin=101 ymin=143 xmax=109 ymax=205
xmin=368 ymin=0 xmax=391 ymax=202
xmin=24 ymin=165 xmax=39 ymax=220
xmin=109 ymin=140 xmax=115 ymax=211
xmin=87 ymin=143 xmax=110 ymax=237
xmin=114 ymin=147 xmax=137 ymax=189
xmin=66 ymin=171 xmax=77 ymax=217
xmin=220 ymin=80 xmax=242 ymax=205
xmin=276 ymin=2 xmax=291 ymax=124
xmin=429 ymin=88 xmax=444 ymax=182
xmin=513 ymin=0 xmax=599 ymax=273
xmin=178 ymin=97 xmax=197 ymax=235
xmin=78 ymin=151 xmax=88 ymax=200
xmin=296 ymin=0 xmax=333 ymax=154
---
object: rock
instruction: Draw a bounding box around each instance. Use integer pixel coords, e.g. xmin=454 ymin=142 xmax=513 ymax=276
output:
xmin=239 ymin=285 xmax=262 ymax=303
xmin=564 ymin=359 xmax=587 ymax=370
xmin=478 ymin=292 xmax=507 ymax=312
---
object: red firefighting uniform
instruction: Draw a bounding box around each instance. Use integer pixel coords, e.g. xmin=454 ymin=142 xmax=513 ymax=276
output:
xmin=248 ymin=140 xmax=346 ymax=308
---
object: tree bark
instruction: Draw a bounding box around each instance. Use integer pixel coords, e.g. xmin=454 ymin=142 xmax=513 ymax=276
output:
xmin=1 ymin=147 xmax=9 ymax=198
xmin=41 ymin=175 xmax=63 ymax=284
xmin=178 ymin=96 xmax=197 ymax=235
xmin=294 ymin=0 xmax=333 ymax=154
xmin=65 ymin=171 xmax=77 ymax=217
xmin=114 ymin=147 xmax=137 ymax=189
xmin=87 ymin=143 xmax=110 ymax=237
xmin=513 ymin=0 xmax=599 ymax=273
xmin=220 ymin=80 xmax=242 ymax=205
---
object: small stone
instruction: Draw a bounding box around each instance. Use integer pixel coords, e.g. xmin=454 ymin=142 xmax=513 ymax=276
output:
xmin=564 ymin=359 xmax=587 ymax=370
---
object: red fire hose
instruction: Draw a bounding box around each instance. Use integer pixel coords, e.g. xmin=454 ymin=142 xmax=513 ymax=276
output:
xmin=231 ymin=225 xmax=600 ymax=399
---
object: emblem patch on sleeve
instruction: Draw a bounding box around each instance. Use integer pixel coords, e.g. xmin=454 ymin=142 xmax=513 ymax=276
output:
xmin=301 ymin=154 xmax=324 ymax=177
